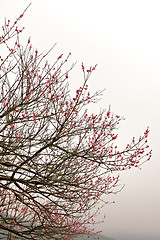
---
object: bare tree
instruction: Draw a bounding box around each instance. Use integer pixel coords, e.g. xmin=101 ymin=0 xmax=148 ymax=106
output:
xmin=0 ymin=5 xmax=152 ymax=240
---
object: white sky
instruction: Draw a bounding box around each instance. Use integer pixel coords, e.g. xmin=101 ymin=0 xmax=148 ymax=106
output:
xmin=0 ymin=1 xmax=160 ymax=239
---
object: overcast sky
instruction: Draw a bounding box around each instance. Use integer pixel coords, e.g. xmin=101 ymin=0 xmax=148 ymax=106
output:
xmin=0 ymin=1 xmax=160 ymax=240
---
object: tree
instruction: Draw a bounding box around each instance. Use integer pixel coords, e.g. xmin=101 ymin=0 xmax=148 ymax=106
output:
xmin=0 ymin=5 xmax=152 ymax=240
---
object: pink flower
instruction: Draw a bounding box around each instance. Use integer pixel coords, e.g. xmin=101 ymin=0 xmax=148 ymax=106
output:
xmin=11 ymin=124 xmax=14 ymax=129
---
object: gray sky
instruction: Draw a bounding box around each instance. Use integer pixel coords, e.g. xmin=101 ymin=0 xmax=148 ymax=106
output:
xmin=0 ymin=0 xmax=160 ymax=239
